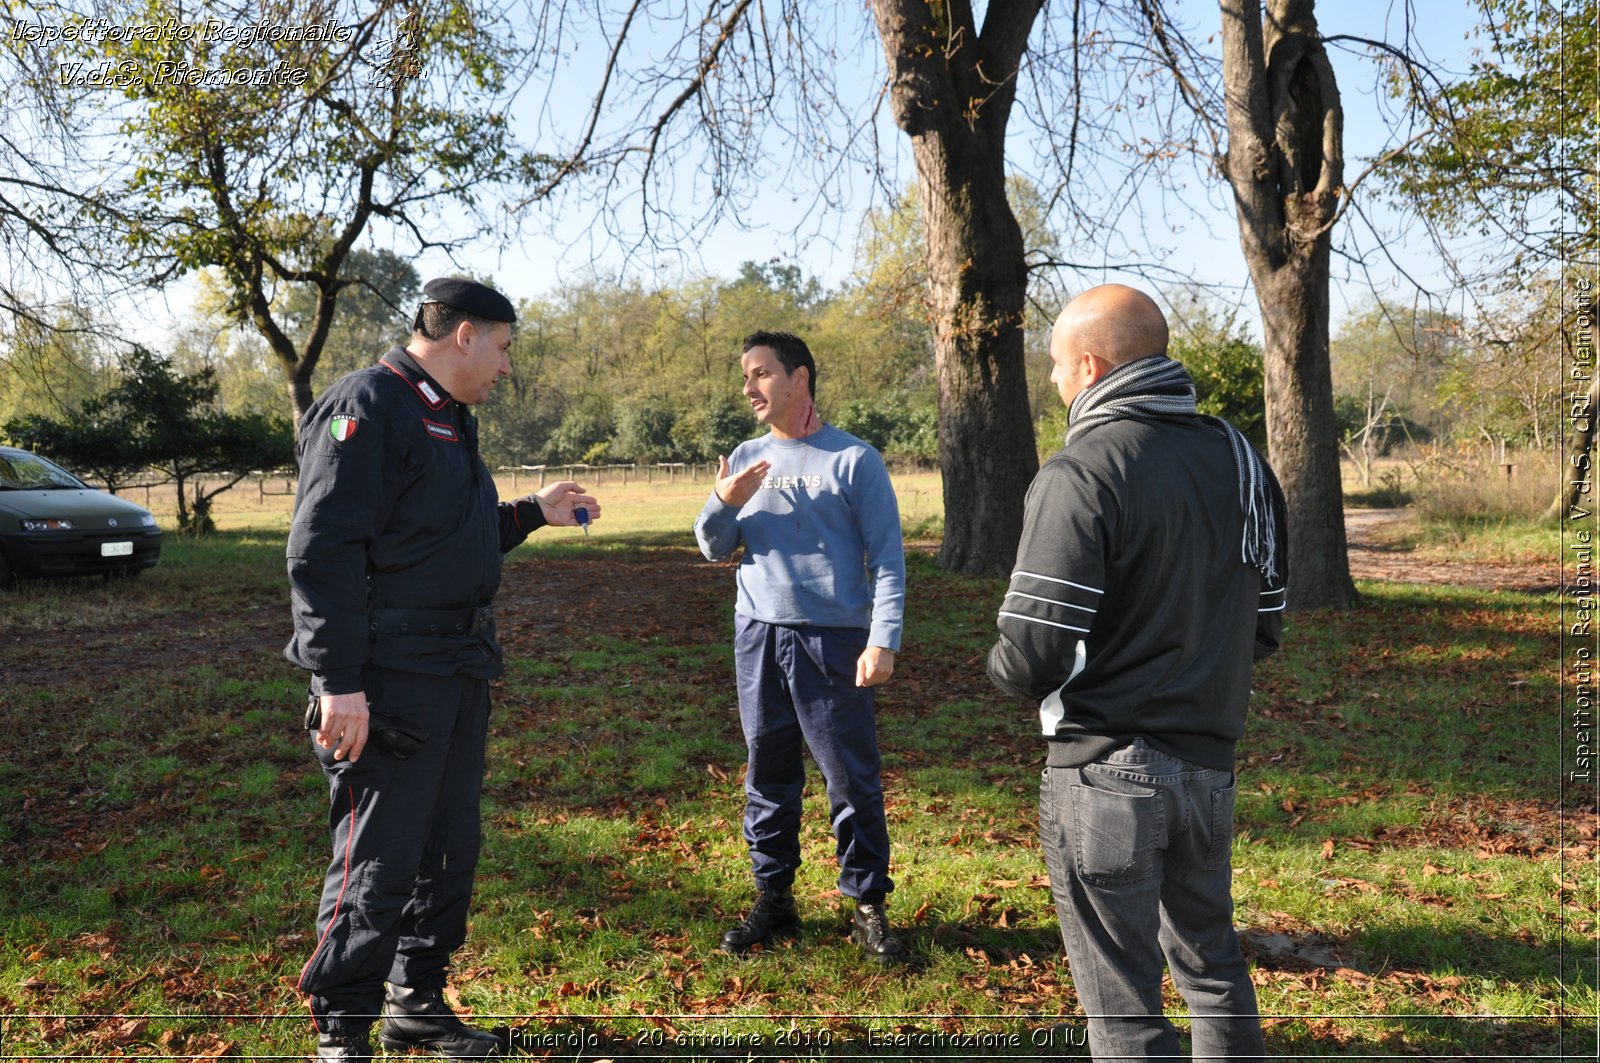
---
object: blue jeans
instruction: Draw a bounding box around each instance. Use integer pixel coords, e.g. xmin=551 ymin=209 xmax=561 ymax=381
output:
xmin=734 ymin=616 xmax=892 ymax=899
xmin=1040 ymin=740 xmax=1265 ymax=1061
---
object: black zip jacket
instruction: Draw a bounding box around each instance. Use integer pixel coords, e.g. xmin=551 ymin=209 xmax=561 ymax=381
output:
xmin=284 ymin=347 xmax=545 ymax=695
xmin=986 ymin=415 xmax=1288 ymax=771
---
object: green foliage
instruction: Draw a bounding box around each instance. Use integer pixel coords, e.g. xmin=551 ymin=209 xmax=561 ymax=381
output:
xmin=4 ymin=412 xmax=144 ymax=495
xmin=3 ymin=347 xmax=292 ymax=532
xmin=1333 ymin=396 xmax=1434 ymax=453
xmin=851 ymin=177 xmax=1062 ymax=415
xmin=1035 ymin=401 xmax=1068 ymax=460
xmin=831 ymin=399 xmax=939 ymax=465
xmin=80 ymin=0 xmax=549 ymax=423
xmin=1388 ymin=0 xmax=1598 ymax=270
xmin=831 ymin=400 xmax=899 ymax=452
xmin=612 ymin=401 xmax=681 ymax=464
xmin=1330 ymin=299 xmax=1459 ymax=443
xmin=886 ymin=404 xmax=939 ymax=465
xmin=0 ymin=308 xmax=114 ymax=427
xmin=546 ymin=407 xmax=615 ymax=465
xmin=287 ymin=250 xmax=421 ymax=388
xmin=734 ymin=258 xmax=823 ymax=309
xmin=1429 ymin=276 xmax=1570 ymax=451
xmin=669 ymin=400 xmax=757 ymax=462
xmin=704 ymin=401 xmax=759 ymax=459
xmin=1167 ymin=300 xmax=1267 ymax=449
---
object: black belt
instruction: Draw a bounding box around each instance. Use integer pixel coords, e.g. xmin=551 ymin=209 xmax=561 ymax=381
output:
xmin=369 ymin=605 xmax=494 ymax=635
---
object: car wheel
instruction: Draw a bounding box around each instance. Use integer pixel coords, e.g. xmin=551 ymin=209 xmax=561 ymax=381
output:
xmin=0 ymin=548 xmax=14 ymax=590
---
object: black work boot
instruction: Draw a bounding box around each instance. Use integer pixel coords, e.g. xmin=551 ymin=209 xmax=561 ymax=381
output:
xmin=379 ymin=983 xmax=503 ymax=1058
xmin=719 ymin=887 xmax=800 ymax=954
xmin=313 ymin=1029 xmax=373 ymax=1062
xmin=851 ymin=900 xmax=908 ymax=964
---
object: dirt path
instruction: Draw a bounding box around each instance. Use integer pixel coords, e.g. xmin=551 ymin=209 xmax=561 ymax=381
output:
xmin=1343 ymin=508 xmax=1560 ymax=595
xmin=0 ymin=513 xmax=1556 ymax=693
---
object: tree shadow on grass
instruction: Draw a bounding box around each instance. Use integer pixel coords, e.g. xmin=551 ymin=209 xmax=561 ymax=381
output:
xmin=1261 ymin=1018 xmax=1583 ymax=1060
xmin=1238 ymin=916 xmax=1593 ymax=994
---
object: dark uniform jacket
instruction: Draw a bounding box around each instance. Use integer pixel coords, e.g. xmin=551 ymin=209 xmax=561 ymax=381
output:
xmin=986 ymin=416 xmax=1288 ymax=772
xmin=285 ymin=347 xmax=544 ymax=695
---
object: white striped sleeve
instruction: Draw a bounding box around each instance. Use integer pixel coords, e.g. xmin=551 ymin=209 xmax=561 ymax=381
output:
xmin=986 ymin=454 xmax=1113 ymax=702
xmin=998 ymin=570 xmax=1102 ymax=636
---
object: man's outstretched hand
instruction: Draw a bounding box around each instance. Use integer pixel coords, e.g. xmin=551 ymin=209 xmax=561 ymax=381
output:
xmin=529 ymin=481 xmax=601 ymax=527
xmin=714 ymin=455 xmax=770 ymax=508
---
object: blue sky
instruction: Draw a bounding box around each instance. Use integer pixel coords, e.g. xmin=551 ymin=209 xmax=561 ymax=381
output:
xmin=131 ymin=1 xmax=1498 ymax=344
xmin=426 ymin=2 xmax=1490 ymax=328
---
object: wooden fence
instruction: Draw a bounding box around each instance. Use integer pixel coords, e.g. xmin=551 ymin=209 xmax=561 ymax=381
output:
xmin=497 ymin=463 xmax=716 ymax=490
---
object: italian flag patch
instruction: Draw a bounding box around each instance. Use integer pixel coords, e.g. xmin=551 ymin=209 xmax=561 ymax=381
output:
xmin=329 ymin=415 xmax=359 ymax=442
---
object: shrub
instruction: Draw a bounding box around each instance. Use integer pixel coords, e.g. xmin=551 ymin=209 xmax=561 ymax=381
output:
xmin=613 ymin=402 xmax=680 ymax=464
xmin=886 ymin=405 xmax=939 ymax=466
xmin=832 ymin=400 xmax=898 ymax=452
xmin=1413 ymin=451 xmax=1560 ymax=525
xmin=1172 ymin=317 xmax=1266 ymax=449
xmin=671 ymin=401 xmax=756 ymax=462
xmin=831 ymin=399 xmax=939 ymax=465
xmin=547 ymin=407 xmax=614 ymax=464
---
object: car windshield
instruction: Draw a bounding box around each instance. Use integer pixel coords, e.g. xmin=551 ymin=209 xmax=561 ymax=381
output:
xmin=0 ymin=451 xmax=87 ymax=490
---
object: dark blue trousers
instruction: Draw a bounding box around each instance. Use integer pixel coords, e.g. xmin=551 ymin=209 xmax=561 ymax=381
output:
xmin=734 ymin=615 xmax=893 ymax=900
xmin=298 ymin=669 xmax=489 ymax=1037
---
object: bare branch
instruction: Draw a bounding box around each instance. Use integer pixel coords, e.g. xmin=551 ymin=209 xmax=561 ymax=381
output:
xmin=528 ymin=0 xmax=646 ymax=200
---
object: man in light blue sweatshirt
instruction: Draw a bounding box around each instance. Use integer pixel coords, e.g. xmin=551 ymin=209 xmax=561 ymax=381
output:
xmin=694 ymin=330 xmax=908 ymax=964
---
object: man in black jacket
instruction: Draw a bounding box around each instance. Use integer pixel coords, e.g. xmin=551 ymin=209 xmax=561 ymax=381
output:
xmin=287 ymin=278 xmax=599 ymax=1062
xmin=987 ymin=284 xmax=1287 ymax=1061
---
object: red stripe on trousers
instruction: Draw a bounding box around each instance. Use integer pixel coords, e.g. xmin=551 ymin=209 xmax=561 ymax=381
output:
xmin=298 ymin=784 xmax=357 ymax=1033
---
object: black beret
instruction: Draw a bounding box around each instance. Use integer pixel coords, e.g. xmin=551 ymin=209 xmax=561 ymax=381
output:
xmin=421 ymin=277 xmax=516 ymax=323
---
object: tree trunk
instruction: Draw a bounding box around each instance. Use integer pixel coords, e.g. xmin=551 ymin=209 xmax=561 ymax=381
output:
xmin=1547 ymin=373 xmax=1598 ymax=522
xmin=913 ymin=134 xmax=1037 ymax=576
xmin=1258 ymin=261 xmax=1356 ymax=605
xmin=289 ymin=370 xmax=315 ymax=434
xmin=872 ymin=0 xmax=1044 ymax=577
xmin=172 ymin=470 xmax=191 ymax=533
xmin=1219 ymin=0 xmax=1358 ymax=609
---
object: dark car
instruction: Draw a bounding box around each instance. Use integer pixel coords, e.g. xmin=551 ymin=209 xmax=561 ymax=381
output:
xmin=0 ymin=446 xmax=163 ymax=585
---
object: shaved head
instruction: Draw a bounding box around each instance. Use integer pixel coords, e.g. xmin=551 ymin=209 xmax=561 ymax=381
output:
xmin=1050 ymin=284 xmax=1169 ymax=370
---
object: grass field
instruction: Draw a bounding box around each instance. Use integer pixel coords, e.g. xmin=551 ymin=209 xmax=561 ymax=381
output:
xmin=133 ymin=461 xmax=1564 ymax=564
xmin=124 ymin=467 xmax=953 ymax=544
xmin=0 ymin=473 xmax=1590 ymax=1061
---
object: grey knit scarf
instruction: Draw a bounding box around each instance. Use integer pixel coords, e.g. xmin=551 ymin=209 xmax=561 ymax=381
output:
xmin=1066 ymin=355 xmax=1281 ymax=581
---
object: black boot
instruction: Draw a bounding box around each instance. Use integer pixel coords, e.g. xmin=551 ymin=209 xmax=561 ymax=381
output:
xmin=851 ymin=901 xmax=907 ymax=964
xmin=379 ymin=984 xmax=503 ymax=1058
xmin=719 ymin=887 xmax=800 ymax=953
xmin=313 ymin=1030 xmax=373 ymax=1062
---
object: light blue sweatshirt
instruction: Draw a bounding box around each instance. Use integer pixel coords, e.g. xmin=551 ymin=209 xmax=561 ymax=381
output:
xmin=694 ymin=425 xmax=906 ymax=652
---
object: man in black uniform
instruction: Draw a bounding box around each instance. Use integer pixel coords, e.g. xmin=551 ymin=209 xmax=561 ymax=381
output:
xmin=286 ymin=278 xmax=599 ymax=1062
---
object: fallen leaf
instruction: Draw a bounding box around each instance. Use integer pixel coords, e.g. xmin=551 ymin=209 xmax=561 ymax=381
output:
xmin=109 ymin=1018 xmax=148 ymax=1044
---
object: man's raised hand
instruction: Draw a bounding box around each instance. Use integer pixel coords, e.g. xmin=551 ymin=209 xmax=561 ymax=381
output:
xmin=714 ymin=455 xmax=770 ymax=508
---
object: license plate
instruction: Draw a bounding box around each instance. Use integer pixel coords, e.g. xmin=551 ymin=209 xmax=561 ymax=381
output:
xmin=101 ymin=541 xmax=133 ymax=557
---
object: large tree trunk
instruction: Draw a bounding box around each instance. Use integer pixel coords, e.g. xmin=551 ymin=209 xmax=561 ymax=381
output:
xmin=1220 ymin=0 xmax=1358 ymax=609
xmin=872 ymin=0 xmax=1044 ymax=577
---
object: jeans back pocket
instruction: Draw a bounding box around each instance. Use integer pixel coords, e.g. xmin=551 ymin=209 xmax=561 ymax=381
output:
xmin=1069 ymin=779 xmax=1164 ymax=886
